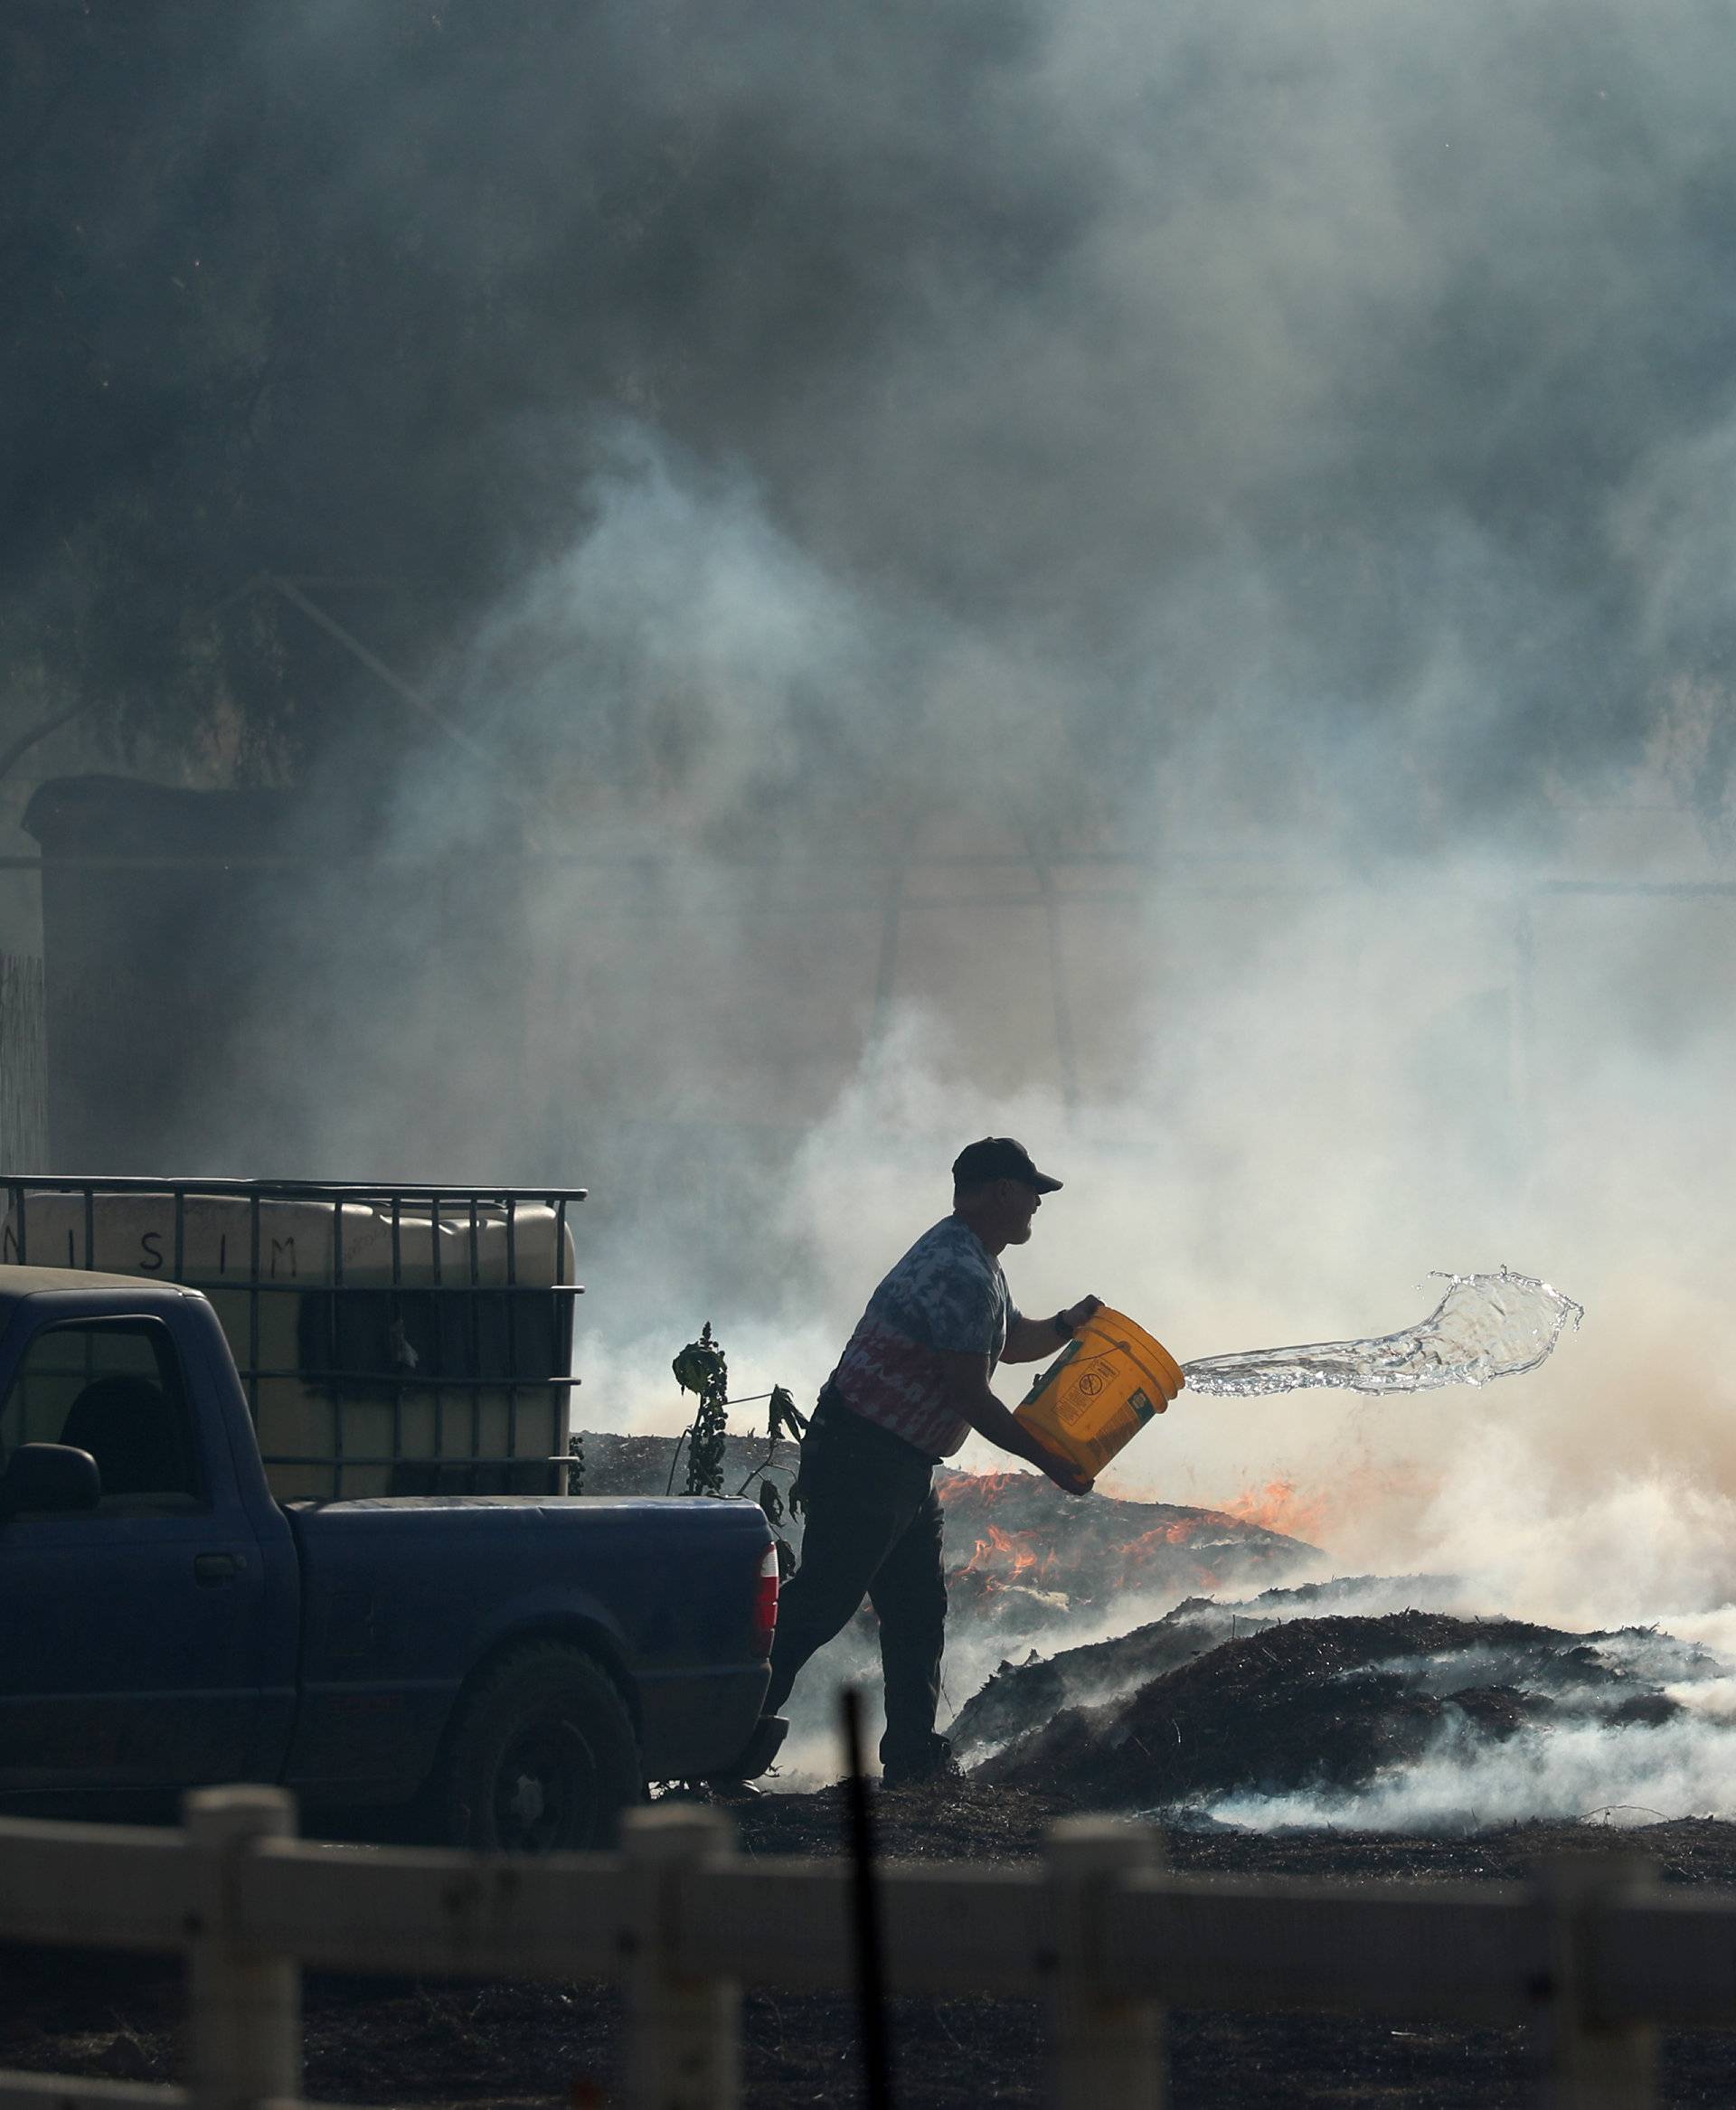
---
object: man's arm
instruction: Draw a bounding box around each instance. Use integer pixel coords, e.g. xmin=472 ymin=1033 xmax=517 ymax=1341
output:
xmin=1000 ymin=1295 xmax=1103 ymax=1365
xmin=937 ymin=1349 xmax=1091 ymax=1494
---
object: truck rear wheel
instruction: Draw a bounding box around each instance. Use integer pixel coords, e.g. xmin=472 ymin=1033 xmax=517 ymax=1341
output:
xmin=440 ymin=1642 xmax=641 ymax=1852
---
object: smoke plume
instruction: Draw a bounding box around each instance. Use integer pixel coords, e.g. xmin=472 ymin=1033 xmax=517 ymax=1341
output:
xmin=9 ymin=0 xmax=1736 ymax=1809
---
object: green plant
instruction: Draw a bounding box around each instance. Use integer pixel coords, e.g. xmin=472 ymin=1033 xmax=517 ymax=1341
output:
xmin=674 ymin=1322 xmax=730 ymax=1497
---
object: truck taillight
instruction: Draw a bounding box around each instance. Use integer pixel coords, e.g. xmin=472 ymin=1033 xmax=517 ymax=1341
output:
xmin=751 ymin=1543 xmax=779 ymax=1657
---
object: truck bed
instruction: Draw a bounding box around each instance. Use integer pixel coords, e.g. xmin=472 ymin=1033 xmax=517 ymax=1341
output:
xmin=284 ymin=1495 xmax=775 ymax=1790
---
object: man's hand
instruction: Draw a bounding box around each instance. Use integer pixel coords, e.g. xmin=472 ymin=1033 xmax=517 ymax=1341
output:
xmin=938 ymin=1347 xmax=1097 ymax=1493
xmin=1036 ymin=1451 xmax=1093 ymax=1497
xmin=1057 ymin=1295 xmax=1102 ymax=1334
xmin=1000 ymin=1295 xmax=1107 ymax=1366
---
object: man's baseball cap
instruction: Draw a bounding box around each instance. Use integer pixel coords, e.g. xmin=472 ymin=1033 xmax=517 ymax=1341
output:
xmin=951 ymin=1136 xmax=1063 ymax=1193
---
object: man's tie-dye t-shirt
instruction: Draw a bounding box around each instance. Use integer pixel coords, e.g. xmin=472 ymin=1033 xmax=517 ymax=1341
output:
xmin=827 ymin=1216 xmax=1021 ymax=1458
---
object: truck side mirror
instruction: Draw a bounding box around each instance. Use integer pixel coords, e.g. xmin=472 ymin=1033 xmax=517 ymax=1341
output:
xmin=0 ymin=1444 xmax=101 ymax=1519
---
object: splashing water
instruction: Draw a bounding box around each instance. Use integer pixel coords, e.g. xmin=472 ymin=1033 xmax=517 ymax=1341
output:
xmin=1181 ymin=1267 xmax=1583 ymax=1399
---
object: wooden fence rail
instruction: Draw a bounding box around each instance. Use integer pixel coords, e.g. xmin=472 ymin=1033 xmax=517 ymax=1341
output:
xmin=0 ymin=1787 xmax=1731 ymax=2107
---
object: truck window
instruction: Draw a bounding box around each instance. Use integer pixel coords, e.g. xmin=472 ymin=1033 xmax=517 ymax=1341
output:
xmin=0 ymin=1322 xmax=204 ymax=1512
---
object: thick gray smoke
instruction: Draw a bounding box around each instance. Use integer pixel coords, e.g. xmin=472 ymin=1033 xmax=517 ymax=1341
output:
xmin=9 ymin=0 xmax=1736 ymax=1808
xmin=11 ymin=0 xmax=1736 ymax=814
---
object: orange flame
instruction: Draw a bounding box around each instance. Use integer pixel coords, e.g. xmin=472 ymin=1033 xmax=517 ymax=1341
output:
xmin=1099 ymin=1515 xmax=1220 ymax=1590
xmin=1222 ymin=1476 xmax=1328 ymax=1541
xmin=958 ymin=1521 xmax=1056 ymax=1589
xmin=938 ymin=1470 xmax=1024 ymax=1507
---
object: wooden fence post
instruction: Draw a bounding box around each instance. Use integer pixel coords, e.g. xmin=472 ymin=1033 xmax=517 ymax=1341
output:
xmin=1534 ymin=1850 xmax=1659 ymax=2110
xmin=619 ymin=1804 xmax=740 ymax=2110
xmin=184 ymin=1786 xmax=301 ymax=2110
xmin=1045 ymin=1817 xmax=1165 ymax=2109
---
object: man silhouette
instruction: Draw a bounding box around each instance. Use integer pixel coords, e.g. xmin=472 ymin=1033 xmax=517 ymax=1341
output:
xmin=765 ymin=1137 xmax=1099 ymax=1786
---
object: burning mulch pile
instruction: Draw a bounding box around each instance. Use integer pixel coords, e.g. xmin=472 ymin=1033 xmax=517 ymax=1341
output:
xmin=577 ymin=1429 xmax=1321 ymax=1634
xmin=933 ymin=1468 xmax=1317 ymax=1630
xmin=973 ymin=1605 xmax=1722 ymax=1811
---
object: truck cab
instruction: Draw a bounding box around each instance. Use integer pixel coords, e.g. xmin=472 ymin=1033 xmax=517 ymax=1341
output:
xmin=0 ymin=1267 xmax=300 ymax=1795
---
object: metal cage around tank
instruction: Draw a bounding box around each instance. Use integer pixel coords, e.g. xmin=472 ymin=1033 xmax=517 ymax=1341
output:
xmin=0 ymin=1177 xmax=586 ymax=1502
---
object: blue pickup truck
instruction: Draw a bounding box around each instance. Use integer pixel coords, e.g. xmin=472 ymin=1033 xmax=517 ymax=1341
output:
xmin=0 ymin=1262 xmax=784 ymax=1848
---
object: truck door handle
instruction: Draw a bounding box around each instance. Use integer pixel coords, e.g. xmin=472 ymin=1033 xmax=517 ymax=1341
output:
xmin=193 ymin=1552 xmax=243 ymax=1586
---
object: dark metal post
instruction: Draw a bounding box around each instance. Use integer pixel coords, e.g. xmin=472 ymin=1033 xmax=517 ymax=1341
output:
xmin=329 ymin=1195 xmax=345 ymax=1497
xmin=467 ymin=1195 xmax=482 ymax=1467
xmin=246 ymin=1192 xmax=260 ymax=1427
xmin=389 ymin=1192 xmax=404 ymax=1474
xmin=504 ymin=1194 xmax=520 ymax=1474
xmin=841 ymin=1685 xmax=894 ymax=2110
xmin=429 ymin=1191 xmax=444 ymax=1463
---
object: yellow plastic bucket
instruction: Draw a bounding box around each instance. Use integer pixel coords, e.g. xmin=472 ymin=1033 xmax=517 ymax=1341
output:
xmin=1014 ymin=1306 xmax=1184 ymax=1483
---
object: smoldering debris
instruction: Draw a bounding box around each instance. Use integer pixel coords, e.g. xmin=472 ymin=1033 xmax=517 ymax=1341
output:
xmin=577 ymin=1430 xmax=1735 ymax=1831
xmin=949 ymin=1573 xmax=1459 ymax=1760
xmin=973 ymin=1606 xmax=1729 ymax=1818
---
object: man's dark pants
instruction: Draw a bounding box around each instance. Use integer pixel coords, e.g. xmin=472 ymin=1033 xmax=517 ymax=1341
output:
xmin=764 ymin=1388 xmax=949 ymax=1773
